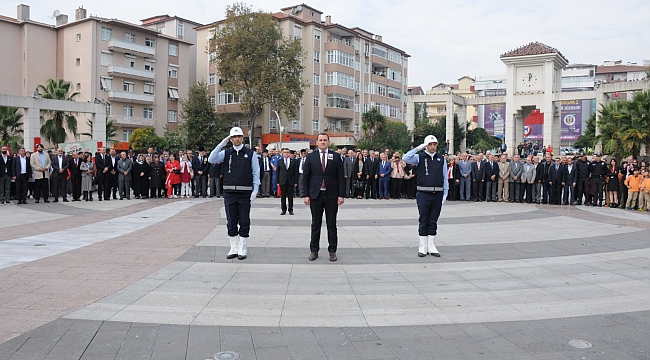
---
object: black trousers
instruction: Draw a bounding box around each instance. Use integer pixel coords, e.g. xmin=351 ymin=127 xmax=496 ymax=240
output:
xmin=279 ymin=183 xmax=294 ymax=212
xmin=525 ymin=182 xmax=533 ymax=203
xmin=196 ymin=175 xmax=208 ymax=197
xmin=592 ymin=178 xmax=604 ymax=205
xmin=472 ymin=180 xmax=484 ymax=200
xmin=551 ymin=181 xmax=562 ymax=204
xmin=34 ymin=177 xmax=49 ymax=200
xmin=309 ymin=191 xmax=339 ymax=254
xmin=71 ymin=175 xmax=81 ymax=200
xmin=97 ymin=175 xmax=107 ymax=199
xmin=16 ymin=174 xmax=29 ymax=201
xmin=416 ymin=191 xmax=444 ymax=236
xmin=51 ymin=175 xmax=66 ymax=199
xmin=390 ymin=178 xmax=403 ymax=199
xmin=108 ymin=174 xmax=118 ymax=198
xmin=576 ymin=178 xmax=590 ymax=204
xmin=224 ymin=191 xmax=252 ymax=238
xmin=366 ymin=177 xmax=378 ymax=199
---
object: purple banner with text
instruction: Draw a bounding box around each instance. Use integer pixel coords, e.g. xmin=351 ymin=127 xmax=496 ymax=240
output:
xmin=483 ymin=103 xmax=506 ymax=138
xmin=561 ymin=100 xmax=583 ymax=140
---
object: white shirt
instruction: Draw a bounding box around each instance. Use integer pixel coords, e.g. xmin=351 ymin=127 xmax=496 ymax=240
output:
xmin=320 ymin=150 xmax=328 ymax=169
xmin=285 ymin=158 xmax=290 ymax=169
xmin=299 ymin=157 xmax=305 ymax=174
xmin=2 ymin=156 xmax=7 ymax=173
xmin=58 ymin=156 xmax=63 ymax=169
xmin=19 ymin=156 xmax=27 ymax=174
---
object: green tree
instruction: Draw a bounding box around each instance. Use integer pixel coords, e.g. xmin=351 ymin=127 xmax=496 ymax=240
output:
xmin=163 ymin=128 xmax=184 ymax=154
xmin=597 ymin=101 xmax=627 ymax=159
xmin=620 ymin=90 xmax=650 ymax=158
xmin=373 ymin=121 xmax=412 ymax=152
xmin=360 ymin=107 xmax=386 ymax=146
xmin=37 ymin=79 xmax=79 ymax=146
xmin=129 ymin=127 xmax=166 ymax=152
xmin=466 ymin=127 xmax=502 ymax=153
xmin=0 ymin=106 xmax=24 ymax=153
xmin=573 ymin=113 xmax=597 ymax=150
xmin=210 ymin=2 xmax=307 ymax=147
xmin=81 ymin=117 xmax=119 ymax=145
xmin=414 ymin=103 xmax=429 ymax=126
xmin=179 ymin=82 xmax=230 ymax=149
xmin=412 ymin=115 xmax=465 ymax=153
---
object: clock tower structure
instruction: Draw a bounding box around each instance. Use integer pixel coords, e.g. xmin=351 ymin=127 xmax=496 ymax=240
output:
xmin=500 ymin=42 xmax=568 ymax=155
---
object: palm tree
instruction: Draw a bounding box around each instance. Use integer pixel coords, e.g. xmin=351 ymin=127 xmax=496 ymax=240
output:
xmin=361 ymin=107 xmax=386 ymax=145
xmin=82 ymin=117 xmax=119 ymax=145
xmin=37 ymin=79 xmax=80 ymax=146
xmin=0 ymin=106 xmax=24 ymax=153
xmin=621 ymin=90 xmax=650 ymax=158
xmin=597 ymin=101 xmax=627 ymax=159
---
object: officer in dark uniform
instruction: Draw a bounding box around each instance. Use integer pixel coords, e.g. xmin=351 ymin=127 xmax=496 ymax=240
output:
xmin=590 ymin=153 xmax=607 ymax=207
xmin=208 ymin=127 xmax=260 ymax=260
xmin=575 ymin=152 xmax=591 ymax=205
xmin=403 ymin=135 xmax=449 ymax=257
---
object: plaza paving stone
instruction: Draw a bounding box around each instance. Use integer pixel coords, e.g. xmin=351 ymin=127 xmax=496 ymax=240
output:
xmin=0 ymin=197 xmax=649 ymax=359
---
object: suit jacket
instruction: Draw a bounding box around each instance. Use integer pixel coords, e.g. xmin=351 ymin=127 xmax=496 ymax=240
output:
xmin=521 ymin=162 xmax=536 ymax=183
xmin=69 ymin=157 xmax=83 ymax=179
xmin=302 ymin=149 xmax=345 ymax=200
xmin=352 ymin=159 xmax=368 ymax=180
xmin=509 ymin=160 xmax=523 ymax=182
xmin=484 ymin=161 xmax=499 ymax=182
xmin=95 ymin=153 xmax=110 ymax=178
xmin=50 ymin=155 xmax=69 ymax=179
xmin=562 ymin=164 xmax=578 ymax=185
xmin=13 ymin=155 xmax=31 ymax=178
xmin=192 ymin=154 xmax=210 ymax=176
xmin=0 ymin=155 xmax=12 ymax=178
xmin=117 ymin=158 xmax=132 ymax=180
xmin=471 ymin=161 xmax=485 ymax=182
xmin=276 ymin=157 xmax=298 ymax=186
xmin=108 ymin=156 xmax=119 ymax=175
xmin=365 ymin=157 xmax=379 ymax=179
xmin=30 ymin=151 xmax=51 ymax=179
xmin=548 ymin=163 xmax=564 ymax=183
xmin=377 ymin=160 xmax=392 ymax=178
xmin=498 ymin=161 xmax=510 ymax=180
xmin=534 ymin=162 xmax=545 ymax=182
xmin=343 ymin=156 xmax=355 ymax=177
xmin=458 ymin=159 xmax=472 ymax=177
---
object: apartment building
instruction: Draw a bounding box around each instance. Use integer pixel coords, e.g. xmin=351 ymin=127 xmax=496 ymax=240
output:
xmin=426 ymin=76 xmax=477 ymax=125
xmin=0 ymin=4 xmax=192 ymax=147
xmin=195 ymin=4 xmax=410 ymax=148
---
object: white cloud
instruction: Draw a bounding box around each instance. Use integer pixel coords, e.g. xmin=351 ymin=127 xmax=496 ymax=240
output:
xmin=2 ymin=0 xmax=648 ymax=89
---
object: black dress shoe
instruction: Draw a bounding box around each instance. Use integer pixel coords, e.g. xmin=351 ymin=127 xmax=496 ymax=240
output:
xmin=53 ymin=199 xmax=59 ymax=203
xmin=63 ymin=199 xmax=69 ymax=202
xmin=309 ymin=251 xmax=318 ymax=261
xmin=43 ymin=200 xmax=50 ymax=203
xmin=289 ymin=210 xmax=294 ymax=215
xmin=329 ymin=252 xmax=337 ymax=262
xmin=237 ymin=255 xmax=246 ymax=260
xmin=226 ymin=254 xmax=237 ymax=259
xmin=98 ymin=198 xmax=102 ymax=201
xmin=280 ymin=211 xmax=286 ymax=215
xmin=418 ymin=252 xmax=426 ymax=257
xmin=35 ymin=200 xmax=39 ymax=203
xmin=431 ymin=252 xmax=441 ymax=257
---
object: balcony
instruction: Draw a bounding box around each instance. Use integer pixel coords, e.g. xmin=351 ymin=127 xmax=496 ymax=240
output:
xmin=109 ymin=115 xmax=154 ymax=127
xmin=107 ymin=90 xmax=154 ymax=104
xmin=108 ymin=65 xmax=154 ymax=81
xmin=108 ymin=38 xmax=155 ymax=57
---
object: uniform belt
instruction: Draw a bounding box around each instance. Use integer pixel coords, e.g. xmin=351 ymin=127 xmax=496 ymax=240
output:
xmin=417 ymin=186 xmax=444 ymax=193
xmin=223 ymin=185 xmax=253 ymax=191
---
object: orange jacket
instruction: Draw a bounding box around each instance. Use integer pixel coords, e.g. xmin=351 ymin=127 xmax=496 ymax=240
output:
xmin=624 ymin=175 xmax=642 ymax=192
xmin=641 ymin=178 xmax=650 ymax=193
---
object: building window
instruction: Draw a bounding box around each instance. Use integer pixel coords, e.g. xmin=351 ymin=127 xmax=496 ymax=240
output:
xmin=210 ymin=96 xmax=216 ymax=107
xmin=123 ymin=106 xmax=133 ymax=117
xmin=144 ymin=61 xmax=154 ymax=72
xmin=217 ymin=91 xmax=240 ymax=105
xmin=293 ymin=25 xmax=302 ymax=39
xmin=144 ymin=83 xmax=154 ymax=94
xmin=326 ymin=94 xmax=353 ymax=109
xmin=269 ymin=118 xmax=277 ymax=129
xmin=145 ymin=37 xmax=155 ymax=48
xmin=364 ymin=83 xmax=369 ymax=93
xmin=77 ymin=34 xmax=81 ymax=42
xmin=105 ymin=103 xmax=111 ymax=115
xmin=101 ymin=27 xmax=112 ymax=41
xmin=365 ymin=63 xmax=369 ymax=74
xmin=313 ymin=96 xmax=319 ymax=107
xmin=291 ymin=119 xmax=300 ymax=131
xmin=209 ymin=51 xmax=216 ymax=61
xmin=125 ymin=33 xmax=135 ymax=43
xmin=168 ymin=65 xmax=178 ymax=78
xmin=76 ymin=83 xmax=81 ymax=91
xmin=363 ymin=103 xmax=369 ymax=112
xmin=313 ymin=73 xmax=320 ymax=85
xmin=387 ymin=68 xmax=401 ymax=82
xmin=326 ymin=50 xmax=354 ymax=68
xmin=209 ymin=73 xmax=216 ymax=85
xmin=100 ymin=77 xmax=112 ymax=91
xmin=388 ymin=49 xmax=402 ymax=64
xmin=169 ymin=44 xmax=178 ymax=56
xmin=157 ymin=26 xmax=166 ymax=34
xmin=354 ymin=123 xmax=360 ymax=133
xmin=123 ymin=129 xmax=133 ymax=142
xmin=168 ymin=87 xmax=180 ymax=100
xmin=314 ymin=51 xmax=320 ymax=63
xmin=325 ymin=72 xmax=355 ymax=89
xmin=177 ymin=21 xmax=184 ymax=36
xmin=314 ymin=28 xmax=321 ymax=40
xmin=143 ymin=108 xmax=153 ymax=119
xmin=168 ymin=110 xmax=177 ymax=123
xmin=312 ymin=119 xmax=319 ymax=131
xmin=354 ymin=101 xmax=359 ymax=112
xmin=125 ymin=55 xmax=135 ymax=68
xmin=100 ymin=51 xmax=113 ymax=66
xmin=76 ymin=58 xmax=80 ymax=66
xmin=122 ymin=82 xmax=134 ymax=92
xmin=372 ymin=44 xmax=387 ymax=58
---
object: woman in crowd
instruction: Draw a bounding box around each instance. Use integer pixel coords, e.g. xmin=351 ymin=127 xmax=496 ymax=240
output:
xmin=179 ymin=154 xmax=193 ymax=198
xmin=80 ymin=153 xmax=94 ymax=201
xmin=132 ymin=154 xmax=149 ymax=199
xmin=389 ymin=153 xmax=406 ymax=199
xmin=352 ymin=153 xmax=367 ymax=199
xmin=403 ymin=162 xmax=416 ymax=199
xmin=447 ymin=156 xmax=458 ymax=201
xmin=165 ymin=153 xmax=181 ymax=199
xmin=149 ymin=154 xmax=165 ymax=198
xmin=606 ymin=158 xmax=620 ymax=208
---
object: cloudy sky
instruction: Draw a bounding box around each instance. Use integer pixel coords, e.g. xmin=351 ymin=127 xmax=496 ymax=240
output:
xmin=3 ymin=0 xmax=648 ymax=89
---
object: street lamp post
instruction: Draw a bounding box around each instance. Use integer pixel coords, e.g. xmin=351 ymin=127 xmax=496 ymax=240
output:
xmin=272 ymin=110 xmax=282 ymax=150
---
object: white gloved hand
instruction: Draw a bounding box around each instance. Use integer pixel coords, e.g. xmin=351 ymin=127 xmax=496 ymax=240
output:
xmin=416 ymin=143 xmax=427 ymax=151
xmin=442 ymin=196 xmax=446 ymax=206
xmin=217 ymin=135 xmax=231 ymax=149
xmin=250 ymin=189 xmax=258 ymax=204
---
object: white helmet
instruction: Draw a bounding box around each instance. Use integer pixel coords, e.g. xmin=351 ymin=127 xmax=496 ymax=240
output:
xmin=424 ymin=135 xmax=438 ymax=145
xmin=229 ymin=127 xmax=244 ymax=137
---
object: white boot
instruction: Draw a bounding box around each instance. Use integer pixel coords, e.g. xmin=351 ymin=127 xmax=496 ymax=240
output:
xmin=237 ymin=236 xmax=248 ymax=260
xmin=428 ymin=235 xmax=440 ymax=257
xmin=418 ymin=236 xmax=428 ymax=257
xmin=227 ymin=236 xmax=238 ymax=259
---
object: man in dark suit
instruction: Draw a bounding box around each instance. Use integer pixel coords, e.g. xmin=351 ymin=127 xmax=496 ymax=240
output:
xmin=69 ymin=151 xmax=83 ymax=201
xmin=277 ymin=148 xmax=299 ymax=215
xmin=303 ymin=133 xmax=345 ymax=262
xmin=562 ymin=156 xmax=578 ymax=205
xmin=50 ymin=148 xmax=70 ymax=202
xmin=547 ymin=157 xmax=564 ymax=205
xmin=12 ymin=148 xmax=31 ymax=204
xmin=192 ymin=146 xmax=210 ymax=198
xmin=95 ymin=147 xmax=109 ymax=201
xmin=483 ymin=154 xmax=499 ymax=202
xmin=0 ymin=145 xmax=13 ymax=204
xmin=107 ymin=148 xmax=119 ymax=200
xmin=365 ymin=150 xmax=379 ymax=199
xmin=471 ymin=153 xmax=486 ymax=201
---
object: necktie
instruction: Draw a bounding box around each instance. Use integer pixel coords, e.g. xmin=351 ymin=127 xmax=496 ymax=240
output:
xmin=556 ymin=165 xmax=559 ymax=171
xmin=321 ymin=151 xmax=326 ymax=189
xmin=285 ymin=159 xmax=289 ymax=169
xmin=478 ymin=163 xmax=480 ymax=170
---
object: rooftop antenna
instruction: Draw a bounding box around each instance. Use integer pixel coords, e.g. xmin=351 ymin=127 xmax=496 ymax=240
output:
xmin=50 ymin=9 xmax=60 ymax=19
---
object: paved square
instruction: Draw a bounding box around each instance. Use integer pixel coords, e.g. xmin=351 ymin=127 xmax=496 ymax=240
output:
xmin=1 ymin=197 xmax=650 ymax=359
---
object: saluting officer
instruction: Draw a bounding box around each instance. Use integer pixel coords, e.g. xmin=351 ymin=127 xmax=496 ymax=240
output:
xmin=208 ymin=127 xmax=260 ymax=260
xmin=590 ymin=152 xmax=607 ymax=207
xmin=403 ymin=135 xmax=449 ymax=257
xmin=575 ymin=152 xmax=591 ymax=205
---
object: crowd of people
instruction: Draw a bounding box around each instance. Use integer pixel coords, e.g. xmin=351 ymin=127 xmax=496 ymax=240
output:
xmin=1 ymin=142 xmax=648 ymax=213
